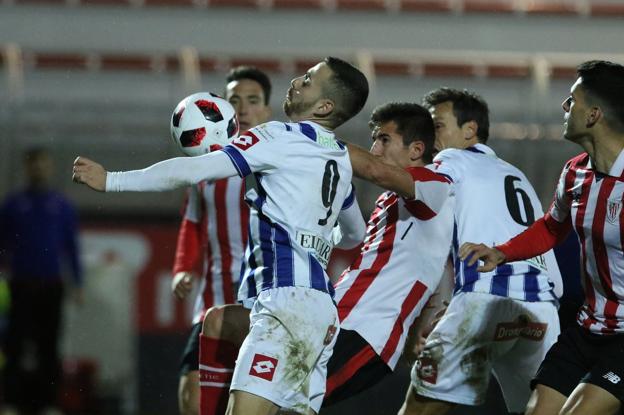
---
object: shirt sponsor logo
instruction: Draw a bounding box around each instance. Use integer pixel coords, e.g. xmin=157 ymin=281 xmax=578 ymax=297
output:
xmin=249 ymin=354 xmax=278 ymax=381
xmin=494 ymin=321 xmax=547 ymax=341
xmin=297 ymin=231 xmax=332 ymax=268
xmin=603 ymin=372 xmax=621 ymax=384
xmin=232 ymin=131 xmax=260 ymax=151
xmin=316 ymin=133 xmax=341 ymax=150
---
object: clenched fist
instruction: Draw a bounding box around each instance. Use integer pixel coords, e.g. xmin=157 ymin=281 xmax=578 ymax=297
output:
xmin=72 ymin=156 xmax=107 ymax=191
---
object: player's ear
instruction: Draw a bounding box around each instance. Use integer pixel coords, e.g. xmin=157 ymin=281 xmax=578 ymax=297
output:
xmin=462 ymin=120 xmax=478 ymax=141
xmin=314 ymin=99 xmax=335 ymax=117
xmin=408 ymin=140 xmax=425 ymax=161
xmin=586 ymin=106 xmax=602 ymax=128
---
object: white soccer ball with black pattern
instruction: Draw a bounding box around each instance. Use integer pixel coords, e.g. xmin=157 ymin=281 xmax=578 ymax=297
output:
xmin=170 ymin=92 xmax=239 ymax=157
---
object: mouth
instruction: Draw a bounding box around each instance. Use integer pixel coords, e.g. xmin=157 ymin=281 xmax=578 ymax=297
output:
xmin=239 ymin=121 xmax=250 ymax=131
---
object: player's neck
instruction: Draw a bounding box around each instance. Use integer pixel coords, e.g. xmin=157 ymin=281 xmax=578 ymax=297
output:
xmin=289 ymin=115 xmax=335 ymax=131
xmin=586 ymin=131 xmax=624 ymax=174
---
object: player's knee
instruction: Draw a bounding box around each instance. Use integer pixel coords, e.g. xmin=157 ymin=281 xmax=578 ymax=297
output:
xmin=202 ymin=306 xmax=225 ymax=338
xmin=178 ymin=372 xmax=200 ymax=415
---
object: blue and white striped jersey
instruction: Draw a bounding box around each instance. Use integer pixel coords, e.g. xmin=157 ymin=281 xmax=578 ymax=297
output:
xmin=432 ymin=143 xmax=562 ymax=302
xmin=220 ymin=121 xmax=356 ymax=301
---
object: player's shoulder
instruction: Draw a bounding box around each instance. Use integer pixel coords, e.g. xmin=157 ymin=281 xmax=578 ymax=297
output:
xmin=247 ymin=121 xmax=292 ymax=140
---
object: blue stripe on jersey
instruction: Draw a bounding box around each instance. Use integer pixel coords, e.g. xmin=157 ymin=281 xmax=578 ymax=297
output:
xmin=248 ymin=173 xmax=267 ymax=213
xmin=452 ymin=221 xmax=462 ymax=293
xmin=221 ymin=146 xmax=251 ymax=177
xmin=341 ymin=185 xmax=355 ymax=210
xmin=299 ymin=123 xmax=317 ymax=141
xmin=308 ymin=253 xmax=328 ymax=293
xmin=284 ymin=123 xmax=292 ymax=131
xmin=259 ymin=217 xmax=275 ymax=290
xmin=462 ymin=260 xmax=479 ymax=292
xmin=465 ymin=146 xmax=485 ymax=154
xmin=336 ymin=139 xmax=346 ymax=150
xmin=491 ymin=264 xmax=513 ymax=297
xmin=524 ymin=266 xmax=540 ymax=302
xmin=273 ymin=222 xmax=294 ymax=287
xmin=243 ymin=223 xmax=258 ymax=298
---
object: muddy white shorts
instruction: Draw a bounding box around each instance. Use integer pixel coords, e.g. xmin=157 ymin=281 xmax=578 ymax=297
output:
xmin=230 ymin=286 xmax=339 ymax=412
xmin=411 ymin=291 xmax=560 ymax=413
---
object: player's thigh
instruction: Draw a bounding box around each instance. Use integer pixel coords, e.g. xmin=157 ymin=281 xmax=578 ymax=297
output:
xmin=398 ymin=385 xmax=456 ymax=415
xmin=561 ymin=382 xmax=621 ymax=415
xmin=178 ymin=370 xmax=200 ymax=415
xmin=202 ymin=304 xmax=250 ymax=344
xmin=411 ymin=292 xmax=499 ymax=407
xmin=226 ymin=389 xmax=279 ymax=415
xmin=231 ymin=287 xmax=338 ymax=410
xmin=492 ymin=300 xmax=560 ymax=413
xmin=524 ymin=384 xmax=567 ymax=415
xmin=569 ymin=337 xmax=624 ymax=415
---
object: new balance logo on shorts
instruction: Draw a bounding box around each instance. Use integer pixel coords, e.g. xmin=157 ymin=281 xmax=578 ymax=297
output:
xmin=249 ymin=354 xmax=278 ymax=381
xmin=603 ymin=372 xmax=621 ymax=384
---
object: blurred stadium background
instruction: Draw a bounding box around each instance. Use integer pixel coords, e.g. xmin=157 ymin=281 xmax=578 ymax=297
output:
xmin=0 ymin=0 xmax=622 ymax=413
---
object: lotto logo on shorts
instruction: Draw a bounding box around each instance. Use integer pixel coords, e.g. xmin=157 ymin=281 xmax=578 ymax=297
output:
xmin=603 ymin=372 xmax=621 ymax=384
xmin=249 ymin=354 xmax=278 ymax=381
xmin=232 ymin=132 xmax=259 ymax=151
xmin=416 ymin=356 xmax=438 ymax=384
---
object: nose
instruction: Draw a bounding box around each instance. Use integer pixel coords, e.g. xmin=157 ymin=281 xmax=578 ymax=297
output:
xmin=370 ymin=140 xmax=383 ymax=156
xmin=562 ymin=98 xmax=570 ymax=112
xmin=291 ymin=76 xmax=302 ymax=89
xmin=238 ymin=100 xmax=248 ymax=115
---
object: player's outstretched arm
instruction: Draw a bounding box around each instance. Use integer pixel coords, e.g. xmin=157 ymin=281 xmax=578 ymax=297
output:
xmin=459 ymin=243 xmax=506 ymax=272
xmin=346 ymin=143 xmax=415 ymax=199
xmin=73 ymin=151 xmax=239 ymax=193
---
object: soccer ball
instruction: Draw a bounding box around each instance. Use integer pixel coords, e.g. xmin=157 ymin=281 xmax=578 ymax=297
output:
xmin=170 ymin=92 xmax=239 ymax=157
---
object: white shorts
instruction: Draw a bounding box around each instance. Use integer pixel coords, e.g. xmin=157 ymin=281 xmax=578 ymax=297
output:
xmin=230 ymin=286 xmax=339 ymax=412
xmin=411 ymin=291 xmax=560 ymax=413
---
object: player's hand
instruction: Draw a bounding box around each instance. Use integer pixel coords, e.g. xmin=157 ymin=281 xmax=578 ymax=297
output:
xmin=72 ymin=156 xmax=107 ymax=191
xmin=458 ymin=243 xmax=506 ymax=272
xmin=172 ymin=271 xmax=193 ymax=299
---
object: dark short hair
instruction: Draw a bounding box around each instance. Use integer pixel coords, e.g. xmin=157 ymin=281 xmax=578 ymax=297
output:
xmin=577 ymin=60 xmax=624 ymax=133
xmin=422 ymin=87 xmax=490 ymax=144
xmin=225 ymin=66 xmax=272 ymax=105
xmin=369 ymin=102 xmax=436 ymax=163
xmin=322 ymin=57 xmax=369 ymax=128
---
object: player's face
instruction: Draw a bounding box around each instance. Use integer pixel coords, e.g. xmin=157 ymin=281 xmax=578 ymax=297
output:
xmin=430 ymin=101 xmax=470 ymax=152
xmin=562 ymin=78 xmax=589 ymax=143
xmin=25 ymin=153 xmax=53 ymax=187
xmin=370 ymin=121 xmax=411 ymax=168
xmin=226 ymin=79 xmax=271 ymax=131
xmin=283 ymin=62 xmax=331 ymax=120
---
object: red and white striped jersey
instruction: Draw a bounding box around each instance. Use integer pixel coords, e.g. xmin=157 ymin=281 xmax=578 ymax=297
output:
xmin=174 ymin=177 xmax=249 ymax=324
xmin=334 ymin=182 xmax=454 ymax=369
xmin=549 ymin=151 xmax=624 ymax=334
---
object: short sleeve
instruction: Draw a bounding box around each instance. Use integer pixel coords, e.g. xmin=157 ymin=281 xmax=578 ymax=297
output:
xmin=548 ymin=163 xmax=572 ymax=223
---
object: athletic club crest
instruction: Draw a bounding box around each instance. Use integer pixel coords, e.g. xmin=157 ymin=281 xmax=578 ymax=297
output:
xmin=607 ymin=198 xmax=622 ymax=224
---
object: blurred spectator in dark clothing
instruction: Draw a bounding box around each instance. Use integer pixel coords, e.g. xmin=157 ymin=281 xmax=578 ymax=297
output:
xmin=0 ymin=147 xmax=83 ymax=415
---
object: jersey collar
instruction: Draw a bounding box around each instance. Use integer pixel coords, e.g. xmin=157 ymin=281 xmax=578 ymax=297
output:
xmin=466 ymin=143 xmax=496 ymax=158
xmin=586 ymin=149 xmax=624 ymax=178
